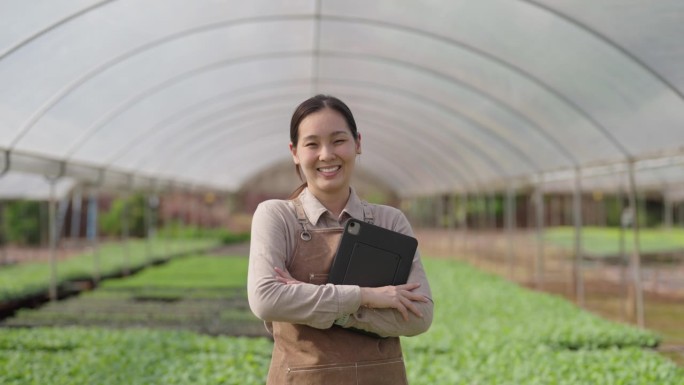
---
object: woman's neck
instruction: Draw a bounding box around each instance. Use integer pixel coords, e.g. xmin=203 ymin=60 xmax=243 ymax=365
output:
xmin=312 ymin=188 xmax=351 ymax=218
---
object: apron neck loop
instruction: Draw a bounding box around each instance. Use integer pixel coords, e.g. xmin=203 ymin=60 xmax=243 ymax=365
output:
xmin=362 ymin=201 xmax=374 ymax=224
xmin=293 ymin=198 xmax=312 ymax=241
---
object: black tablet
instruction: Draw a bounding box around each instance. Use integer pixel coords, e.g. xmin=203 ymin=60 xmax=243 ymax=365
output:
xmin=328 ymin=218 xmax=417 ymax=287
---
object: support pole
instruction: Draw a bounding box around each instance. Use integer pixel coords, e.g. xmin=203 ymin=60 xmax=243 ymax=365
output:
xmin=573 ymin=168 xmax=584 ymax=307
xmin=165 ymin=185 xmax=173 ymax=260
xmin=617 ymin=180 xmax=629 ymax=319
xmin=534 ymin=178 xmax=545 ymax=289
xmin=0 ymin=152 xmax=10 ymax=265
xmin=0 ymin=202 xmax=6 ymax=266
xmin=70 ymin=186 xmax=83 ymax=243
xmin=627 ymin=161 xmax=645 ymax=327
xmin=48 ymin=180 xmax=58 ymax=301
xmin=478 ymin=193 xmax=487 ymax=231
xmin=448 ymin=194 xmax=457 ymax=254
xmin=121 ymin=189 xmax=130 ymax=276
xmin=435 ymin=194 xmax=444 ymax=253
xmin=461 ymin=192 xmax=469 ymax=255
xmin=145 ymin=193 xmax=158 ymax=263
xmin=488 ymin=192 xmax=497 ymax=229
xmin=664 ymin=191 xmax=673 ymax=230
xmin=87 ymin=186 xmax=100 ymax=283
xmin=175 ymin=188 xmax=186 ymax=257
xmin=477 ymin=192 xmax=487 ymax=264
xmin=505 ymin=185 xmax=516 ymax=280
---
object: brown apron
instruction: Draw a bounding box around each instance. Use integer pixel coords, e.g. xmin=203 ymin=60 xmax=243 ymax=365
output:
xmin=266 ymin=198 xmax=408 ymax=385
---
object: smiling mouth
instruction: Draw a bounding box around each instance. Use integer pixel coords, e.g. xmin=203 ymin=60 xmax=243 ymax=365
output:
xmin=317 ymin=165 xmax=341 ymax=173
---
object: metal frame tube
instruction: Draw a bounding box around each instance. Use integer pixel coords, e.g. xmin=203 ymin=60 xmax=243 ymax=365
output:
xmin=70 ymin=186 xmax=83 ymax=242
xmin=461 ymin=192 xmax=469 ymax=253
xmin=506 ymin=185 xmax=517 ymax=280
xmin=617 ymin=179 xmax=629 ymax=319
xmin=48 ymin=180 xmax=58 ymax=301
xmin=535 ymin=179 xmax=545 ymax=289
xmin=121 ymin=189 xmax=130 ymax=276
xmin=144 ymin=193 xmax=155 ymax=262
xmin=0 ymin=202 xmax=6 ymax=266
xmin=573 ymin=168 xmax=584 ymax=306
xmin=627 ymin=161 xmax=645 ymax=327
xmin=664 ymin=191 xmax=673 ymax=230
xmin=87 ymin=186 xmax=100 ymax=283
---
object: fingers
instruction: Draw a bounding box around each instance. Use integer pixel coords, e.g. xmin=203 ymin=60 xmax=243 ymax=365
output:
xmin=396 ymin=282 xmax=421 ymax=291
xmin=397 ymin=282 xmax=430 ymax=303
xmin=273 ymin=266 xmax=289 ymax=277
xmin=273 ymin=267 xmax=302 ymax=285
xmin=402 ymin=290 xmax=431 ymax=303
xmin=398 ymin=290 xmax=424 ymax=319
xmin=396 ymin=301 xmax=409 ymax=321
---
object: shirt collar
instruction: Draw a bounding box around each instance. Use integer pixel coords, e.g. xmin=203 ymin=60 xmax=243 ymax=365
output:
xmin=298 ymin=187 xmax=365 ymax=226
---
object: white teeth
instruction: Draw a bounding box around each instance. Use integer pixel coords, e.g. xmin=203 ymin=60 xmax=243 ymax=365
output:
xmin=318 ymin=166 xmax=340 ymax=172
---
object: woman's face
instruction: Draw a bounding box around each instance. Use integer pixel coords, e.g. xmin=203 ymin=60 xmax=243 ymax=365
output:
xmin=290 ymin=108 xmax=361 ymax=200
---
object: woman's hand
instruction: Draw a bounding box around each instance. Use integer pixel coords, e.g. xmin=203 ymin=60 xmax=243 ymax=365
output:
xmin=275 ymin=267 xmax=428 ymax=322
xmin=274 ymin=266 xmax=302 ymax=285
xmin=360 ymin=283 xmax=430 ymax=321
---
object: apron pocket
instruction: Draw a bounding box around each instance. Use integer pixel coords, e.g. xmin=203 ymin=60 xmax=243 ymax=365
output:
xmin=286 ymin=362 xmax=356 ymax=385
xmin=308 ymin=273 xmax=329 ymax=285
xmin=286 ymin=358 xmax=406 ymax=385
xmin=357 ymin=358 xmax=407 ymax=385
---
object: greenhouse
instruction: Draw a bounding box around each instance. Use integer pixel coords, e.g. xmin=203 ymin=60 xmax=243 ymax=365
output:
xmin=1 ymin=1 xmax=683 ymax=384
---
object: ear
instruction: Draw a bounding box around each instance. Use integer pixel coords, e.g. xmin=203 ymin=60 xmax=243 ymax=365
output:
xmin=355 ymin=132 xmax=362 ymax=154
xmin=290 ymin=142 xmax=300 ymax=165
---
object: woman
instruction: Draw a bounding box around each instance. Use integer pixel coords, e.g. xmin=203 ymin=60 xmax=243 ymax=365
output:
xmin=247 ymin=94 xmax=433 ymax=384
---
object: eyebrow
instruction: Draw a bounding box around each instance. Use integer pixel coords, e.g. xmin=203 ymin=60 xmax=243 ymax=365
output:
xmin=301 ymin=131 xmax=351 ymax=141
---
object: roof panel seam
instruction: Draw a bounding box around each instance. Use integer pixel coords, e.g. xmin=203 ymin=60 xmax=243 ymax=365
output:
xmin=321 ymin=15 xmax=633 ymax=159
xmin=522 ymin=0 xmax=684 ymax=104
xmin=8 ymin=15 xmax=316 ymax=150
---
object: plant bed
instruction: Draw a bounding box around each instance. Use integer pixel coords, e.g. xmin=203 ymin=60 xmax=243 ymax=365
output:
xmin=544 ymin=226 xmax=684 ymax=259
xmin=0 ymin=239 xmax=223 ymax=312
xmin=1 ymin=256 xmax=681 ymax=384
xmin=401 ymin=258 xmax=683 ymax=384
xmin=1 ymin=256 xmax=266 ymax=337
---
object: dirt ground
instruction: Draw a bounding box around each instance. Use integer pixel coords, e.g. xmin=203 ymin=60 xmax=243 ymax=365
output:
xmin=414 ymin=228 xmax=684 ymax=366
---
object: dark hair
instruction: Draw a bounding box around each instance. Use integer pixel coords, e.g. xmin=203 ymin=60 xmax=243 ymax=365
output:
xmin=288 ymin=94 xmax=359 ymax=199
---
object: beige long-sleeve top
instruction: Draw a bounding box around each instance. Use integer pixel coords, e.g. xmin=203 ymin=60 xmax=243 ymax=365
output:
xmin=247 ymin=188 xmax=433 ymax=338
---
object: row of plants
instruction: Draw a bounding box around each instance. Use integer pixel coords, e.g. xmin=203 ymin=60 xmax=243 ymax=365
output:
xmin=402 ymin=259 xmax=682 ymax=384
xmin=0 ymin=238 xmax=221 ymax=302
xmin=0 ymin=327 xmax=271 ymax=385
xmin=3 ymin=256 xmax=265 ymax=336
xmin=1 ymin=256 xmax=681 ymax=384
xmin=544 ymin=226 xmax=684 ymax=257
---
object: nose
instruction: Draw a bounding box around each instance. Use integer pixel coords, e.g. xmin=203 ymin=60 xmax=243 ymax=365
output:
xmin=319 ymin=143 xmax=336 ymax=161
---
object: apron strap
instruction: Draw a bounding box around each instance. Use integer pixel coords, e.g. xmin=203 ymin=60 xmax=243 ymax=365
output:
xmin=361 ymin=201 xmax=374 ymax=224
xmin=292 ymin=198 xmax=312 ymax=241
xmin=293 ymin=197 xmax=373 ymax=239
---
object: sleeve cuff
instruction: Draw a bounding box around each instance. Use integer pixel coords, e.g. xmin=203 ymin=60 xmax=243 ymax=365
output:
xmin=335 ymin=284 xmax=362 ymax=316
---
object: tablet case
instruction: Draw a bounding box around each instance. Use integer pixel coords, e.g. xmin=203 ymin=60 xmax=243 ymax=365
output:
xmin=328 ymin=218 xmax=417 ymax=287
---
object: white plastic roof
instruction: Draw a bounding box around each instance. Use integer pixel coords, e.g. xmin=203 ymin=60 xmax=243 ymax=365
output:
xmin=0 ymin=171 xmax=76 ymax=201
xmin=1 ymin=0 xmax=684 ymax=197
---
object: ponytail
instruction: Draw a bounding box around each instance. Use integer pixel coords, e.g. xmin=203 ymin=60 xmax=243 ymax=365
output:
xmin=288 ymin=182 xmax=308 ymax=200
